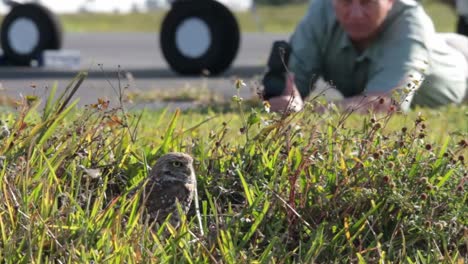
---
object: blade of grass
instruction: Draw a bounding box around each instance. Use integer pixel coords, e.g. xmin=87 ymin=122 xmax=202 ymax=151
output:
xmin=37 ymin=99 xmax=79 ymax=148
xmin=42 ymin=81 xmax=58 ymax=120
xmin=435 ymin=168 xmax=454 ymax=188
xmin=237 ymin=168 xmax=253 ymax=206
xmin=156 ymin=108 xmax=180 ymax=155
xmin=240 ymin=200 xmax=270 ymax=248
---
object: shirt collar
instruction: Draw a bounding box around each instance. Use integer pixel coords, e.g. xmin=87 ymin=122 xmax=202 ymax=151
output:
xmin=338 ymin=31 xmax=352 ymax=50
xmin=338 ymin=33 xmax=373 ymax=62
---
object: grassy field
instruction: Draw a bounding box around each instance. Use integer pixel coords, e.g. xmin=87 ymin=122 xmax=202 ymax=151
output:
xmin=58 ymin=0 xmax=457 ymax=33
xmin=0 ymin=1 xmax=465 ymax=262
xmin=0 ymin=73 xmax=466 ymax=262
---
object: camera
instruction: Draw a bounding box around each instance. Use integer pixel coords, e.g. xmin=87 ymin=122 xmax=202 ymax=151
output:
xmin=262 ymin=40 xmax=291 ymax=100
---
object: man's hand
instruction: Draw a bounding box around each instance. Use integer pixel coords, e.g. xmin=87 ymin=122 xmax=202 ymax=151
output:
xmin=268 ymin=74 xmax=304 ymax=113
xmin=335 ymin=94 xmax=398 ymax=114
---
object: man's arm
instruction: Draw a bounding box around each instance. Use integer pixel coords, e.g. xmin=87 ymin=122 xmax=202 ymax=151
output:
xmin=266 ymin=0 xmax=328 ymax=112
xmin=287 ymin=1 xmax=327 ymax=99
xmin=362 ymin=5 xmax=430 ymax=112
xmin=331 ymin=93 xmax=396 ymax=114
xmin=268 ymin=74 xmax=304 ymax=113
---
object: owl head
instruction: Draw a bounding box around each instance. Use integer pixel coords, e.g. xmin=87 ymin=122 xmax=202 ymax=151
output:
xmin=152 ymin=152 xmax=195 ymax=184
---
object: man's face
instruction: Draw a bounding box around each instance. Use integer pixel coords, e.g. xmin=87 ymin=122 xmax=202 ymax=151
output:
xmin=333 ymin=0 xmax=395 ymax=43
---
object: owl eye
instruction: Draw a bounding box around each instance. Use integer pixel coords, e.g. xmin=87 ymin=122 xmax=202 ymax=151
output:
xmin=172 ymin=161 xmax=183 ymax=167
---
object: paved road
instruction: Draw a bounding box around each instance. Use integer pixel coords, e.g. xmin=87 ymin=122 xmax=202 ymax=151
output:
xmin=0 ymin=32 xmax=290 ymax=108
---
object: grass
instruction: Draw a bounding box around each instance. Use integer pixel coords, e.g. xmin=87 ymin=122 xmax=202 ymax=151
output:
xmin=125 ymin=82 xmax=224 ymax=104
xmin=51 ymin=0 xmax=457 ymax=33
xmin=56 ymin=4 xmax=307 ymax=33
xmin=0 ymin=2 xmax=464 ymax=261
xmin=0 ymin=72 xmax=466 ymax=262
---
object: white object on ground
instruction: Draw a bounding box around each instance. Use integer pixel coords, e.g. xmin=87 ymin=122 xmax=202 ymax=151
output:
xmin=42 ymin=49 xmax=81 ymax=69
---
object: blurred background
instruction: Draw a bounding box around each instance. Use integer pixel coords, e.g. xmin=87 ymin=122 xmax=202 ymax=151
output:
xmin=0 ymin=0 xmax=462 ymax=108
xmin=0 ymin=0 xmax=459 ymax=33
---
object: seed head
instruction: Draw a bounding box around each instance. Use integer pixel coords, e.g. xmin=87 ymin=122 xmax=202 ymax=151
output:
xmin=418 ymin=177 xmax=429 ymax=184
xmin=420 ymin=193 xmax=428 ymax=200
xmin=383 ymin=175 xmax=390 ymax=183
xmin=434 ymin=222 xmax=444 ymax=231
xmin=458 ymin=139 xmax=467 ymax=148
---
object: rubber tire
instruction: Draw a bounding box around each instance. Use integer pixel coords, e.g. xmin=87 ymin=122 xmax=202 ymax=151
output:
xmin=160 ymin=0 xmax=240 ymax=75
xmin=457 ymin=15 xmax=468 ymax=37
xmin=0 ymin=3 xmax=63 ymax=66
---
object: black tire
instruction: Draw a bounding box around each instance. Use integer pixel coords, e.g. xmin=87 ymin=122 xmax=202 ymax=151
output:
xmin=160 ymin=0 xmax=240 ymax=75
xmin=457 ymin=15 xmax=468 ymax=37
xmin=0 ymin=3 xmax=63 ymax=66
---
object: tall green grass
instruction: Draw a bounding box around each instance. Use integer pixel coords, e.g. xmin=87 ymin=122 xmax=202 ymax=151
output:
xmin=0 ymin=73 xmax=466 ymax=262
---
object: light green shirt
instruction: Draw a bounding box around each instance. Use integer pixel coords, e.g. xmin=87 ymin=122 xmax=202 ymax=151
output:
xmin=289 ymin=0 xmax=467 ymax=108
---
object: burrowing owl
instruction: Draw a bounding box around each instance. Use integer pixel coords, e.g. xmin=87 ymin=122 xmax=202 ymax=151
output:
xmin=135 ymin=152 xmax=196 ymax=228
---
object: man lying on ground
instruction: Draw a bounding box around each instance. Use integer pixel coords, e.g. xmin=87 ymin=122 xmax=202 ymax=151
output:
xmin=263 ymin=0 xmax=468 ymax=113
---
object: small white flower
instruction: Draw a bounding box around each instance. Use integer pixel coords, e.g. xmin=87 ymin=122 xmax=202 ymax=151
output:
xmin=263 ymin=101 xmax=271 ymax=113
xmin=235 ymin=79 xmax=247 ymax=90
xmin=78 ymin=165 xmax=102 ymax=179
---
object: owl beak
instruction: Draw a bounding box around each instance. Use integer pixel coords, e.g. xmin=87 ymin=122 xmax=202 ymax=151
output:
xmin=186 ymin=167 xmax=196 ymax=182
